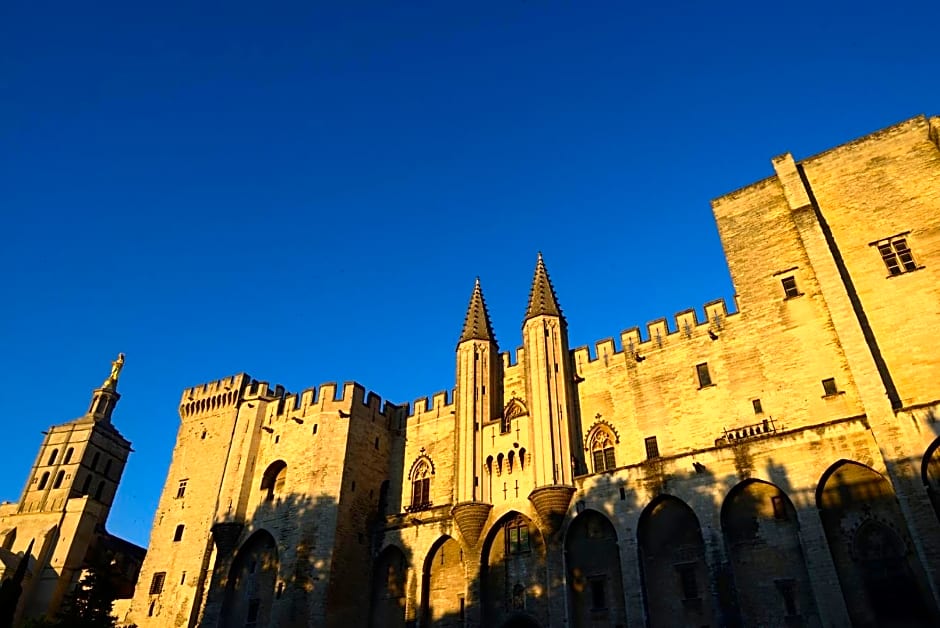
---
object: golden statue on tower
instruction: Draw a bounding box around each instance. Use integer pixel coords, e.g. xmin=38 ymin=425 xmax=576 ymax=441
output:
xmin=102 ymin=353 xmax=125 ymax=390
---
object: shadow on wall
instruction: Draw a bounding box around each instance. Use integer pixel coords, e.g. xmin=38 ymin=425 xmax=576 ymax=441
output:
xmin=370 ymin=436 xmax=940 ymax=628
xmin=206 ymin=491 xmax=345 ymax=628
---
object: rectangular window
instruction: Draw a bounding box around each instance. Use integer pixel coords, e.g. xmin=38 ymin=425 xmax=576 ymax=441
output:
xmin=781 ymin=276 xmax=801 ymax=298
xmin=592 ymin=450 xmax=604 ymax=473
xmin=752 ymin=398 xmax=763 ymax=414
xmin=589 ymin=577 xmax=607 ymax=610
xmin=776 ymin=579 xmax=798 ymax=616
xmin=173 ymin=524 xmax=184 ymax=542
xmin=149 ymin=572 xmax=166 ymax=595
xmin=644 ymin=436 xmax=660 ymax=460
xmin=246 ymin=598 xmax=260 ymax=628
xmin=772 ymin=495 xmax=787 ymax=520
xmin=696 ymin=363 xmax=712 ymax=388
xmin=874 ymin=235 xmax=919 ymax=276
xmin=821 ymin=378 xmax=838 ymax=396
xmin=676 ymin=564 xmax=699 ymax=600
xmin=176 ymin=479 xmax=187 ymax=499
xmin=604 ymin=448 xmax=616 ymax=470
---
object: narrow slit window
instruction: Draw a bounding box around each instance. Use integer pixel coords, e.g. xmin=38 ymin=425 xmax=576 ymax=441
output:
xmin=645 ymin=436 xmax=660 ymax=460
xmin=696 ymin=363 xmax=712 ymax=388
xmin=173 ymin=524 xmax=184 ymax=542
xmin=677 ymin=564 xmax=699 ymax=600
xmin=176 ymin=479 xmax=188 ymax=499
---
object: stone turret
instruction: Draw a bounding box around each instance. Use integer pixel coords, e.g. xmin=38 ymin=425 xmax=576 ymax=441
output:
xmin=452 ymin=279 xmax=498 ymax=545
xmin=521 ymin=254 xmax=576 ymax=533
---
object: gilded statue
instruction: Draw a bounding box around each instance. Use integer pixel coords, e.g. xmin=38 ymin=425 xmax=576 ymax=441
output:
xmin=102 ymin=353 xmax=125 ymax=390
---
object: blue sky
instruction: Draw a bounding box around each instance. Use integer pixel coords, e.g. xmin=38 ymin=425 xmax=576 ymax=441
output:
xmin=1 ymin=1 xmax=937 ymax=547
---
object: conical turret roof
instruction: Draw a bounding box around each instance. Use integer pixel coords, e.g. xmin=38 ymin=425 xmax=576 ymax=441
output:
xmin=524 ymin=252 xmax=563 ymax=321
xmin=458 ymin=278 xmax=496 ymax=344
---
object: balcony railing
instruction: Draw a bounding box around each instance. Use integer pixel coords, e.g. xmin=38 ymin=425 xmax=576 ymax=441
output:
xmin=720 ymin=418 xmax=777 ymax=443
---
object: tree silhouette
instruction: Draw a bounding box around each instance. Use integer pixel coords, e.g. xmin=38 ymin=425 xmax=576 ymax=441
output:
xmin=55 ymin=564 xmax=118 ymax=628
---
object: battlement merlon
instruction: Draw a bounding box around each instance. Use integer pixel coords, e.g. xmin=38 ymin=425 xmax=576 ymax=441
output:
xmin=406 ymin=389 xmax=454 ymax=419
xmin=501 ymin=346 xmax=525 ymax=369
xmin=571 ymin=297 xmax=736 ymax=366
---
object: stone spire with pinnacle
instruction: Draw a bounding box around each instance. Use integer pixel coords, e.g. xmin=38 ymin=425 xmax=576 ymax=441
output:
xmin=524 ymin=252 xmax=562 ymax=321
xmin=459 ymin=277 xmax=496 ymax=344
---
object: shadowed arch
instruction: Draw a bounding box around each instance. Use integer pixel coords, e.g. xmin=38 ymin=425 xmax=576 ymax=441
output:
xmin=260 ymin=460 xmax=287 ymax=502
xmin=220 ymin=529 xmax=279 ymax=628
xmin=721 ymin=479 xmax=819 ymax=626
xmin=370 ymin=545 xmax=408 ymax=628
xmin=817 ymin=460 xmax=936 ymax=626
xmin=922 ymin=437 xmax=940 ymax=522
xmin=421 ymin=535 xmax=464 ymax=627
xmin=637 ymin=495 xmax=716 ymax=628
xmin=565 ymin=509 xmax=627 ymax=627
xmin=481 ymin=511 xmax=547 ymax=628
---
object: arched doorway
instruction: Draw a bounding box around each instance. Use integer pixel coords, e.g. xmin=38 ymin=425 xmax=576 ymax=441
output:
xmin=220 ymin=530 xmax=279 ymax=628
xmin=421 ymin=536 xmax=465 ymax=627
xmin=565 ymin=510 xmax=627 ymax=628
xmin=481 ymin=512 xmax=548 ymax=628
xmin=637 ymin=495 xmax=716 ymax=628
xmin=818 ymin=460 xmax=936 ymax=627
xmin=721 ymin=479 xmax=819 ymax=627
xmin=923 ymin=437 xmax=940 ymax=522
xmin=370 ymin=545 xmax=408 ymax=628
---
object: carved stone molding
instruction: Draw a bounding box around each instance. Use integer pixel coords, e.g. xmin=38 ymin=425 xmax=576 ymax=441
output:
xmin=528 ymin=485 xmax=576 ymax=535
xmin=451 ymin=502 xmax=492 ymax=548
xmin=211 ymin=522 xmax=244 ymax=557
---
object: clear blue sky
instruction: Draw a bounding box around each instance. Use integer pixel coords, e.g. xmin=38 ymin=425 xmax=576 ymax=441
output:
xmin=1 ymin=1 xmax=937 ymax=547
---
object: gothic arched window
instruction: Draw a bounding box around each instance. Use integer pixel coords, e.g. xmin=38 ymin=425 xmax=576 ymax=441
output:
xmin=409 ymin=460 xmax=432 ymax=512
xmin=591 ymin=429 xmax=616 ymax=473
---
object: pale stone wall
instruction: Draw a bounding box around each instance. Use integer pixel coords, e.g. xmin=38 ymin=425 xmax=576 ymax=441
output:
xmin=124 ymin=114 xmax=940 ymax=628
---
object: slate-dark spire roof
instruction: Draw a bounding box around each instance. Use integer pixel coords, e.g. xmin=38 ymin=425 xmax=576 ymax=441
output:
xmin=524 ymin=252 xmax=563 ymax=321
xmin=458 ymin=278 xmax=496 ymax=344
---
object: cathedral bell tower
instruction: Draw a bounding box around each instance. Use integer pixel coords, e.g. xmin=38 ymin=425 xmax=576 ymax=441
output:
xmin=521 ymin=254 xmax=577 ymax=532
xmin=17 ymin=354 xmax=131 ymax=518
xmin=451 ymin=279 xmax=500 ymax=547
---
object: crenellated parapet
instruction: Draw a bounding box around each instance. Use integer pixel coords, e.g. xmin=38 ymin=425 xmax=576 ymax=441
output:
xmin=405 ymin=389 xmax=454 ymax=422
xmin=179 ymin=374 xmax=405 ymax=429
xmin=500 ymin=346 xmax=525 ymax=369
xmin=251 ymin=380 xmax=404 ymax=426
xmin=571 ymin=297 xmax=737 ymax=371
xmin=179 ymin=374 xmax=250 ymax=417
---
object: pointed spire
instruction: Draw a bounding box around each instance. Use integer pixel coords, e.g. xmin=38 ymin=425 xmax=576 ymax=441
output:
xmin=524 ymin=252 xmax=562 ymax=321
xmin=458 ymin=278 xmax=496 ymax=344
